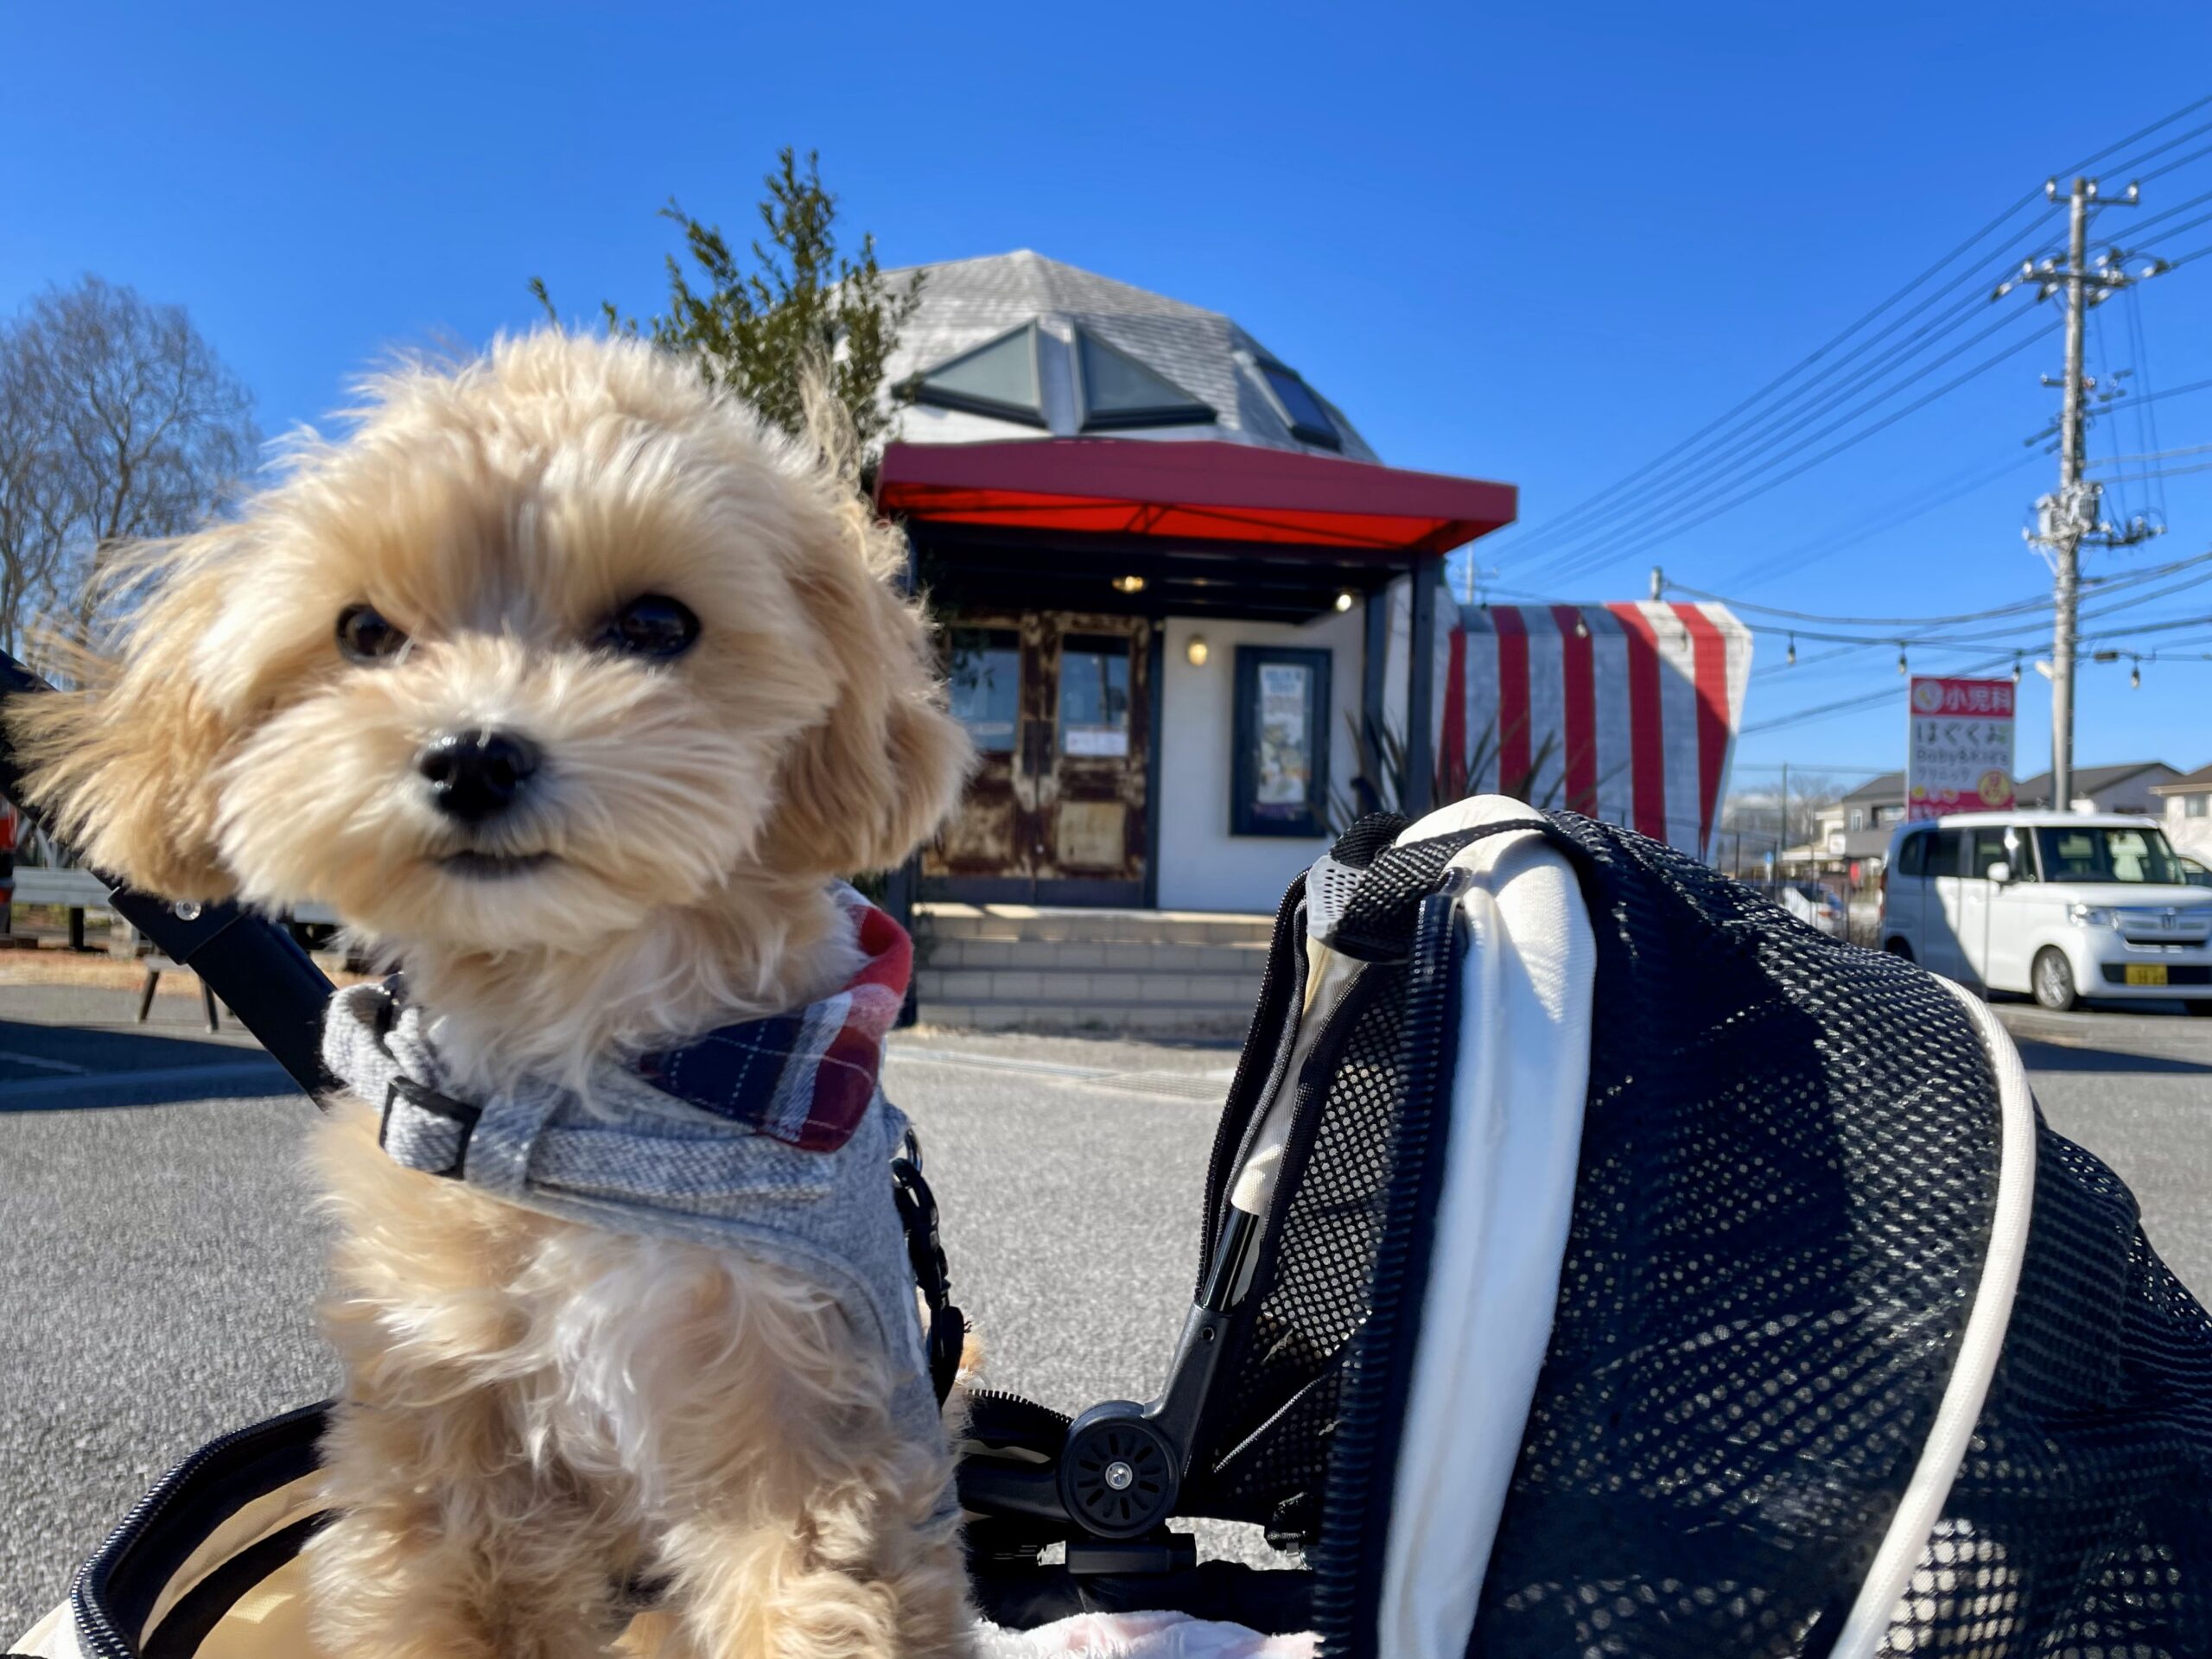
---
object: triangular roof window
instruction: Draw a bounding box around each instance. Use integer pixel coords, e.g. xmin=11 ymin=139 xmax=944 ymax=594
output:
xmin=1076 ymin=327 xmax=1216 ymax=431
xmin=1255 ymin=358 xmax=1341 ymax=450
xmin=911 ymin=324 xmax=1046 ymax=426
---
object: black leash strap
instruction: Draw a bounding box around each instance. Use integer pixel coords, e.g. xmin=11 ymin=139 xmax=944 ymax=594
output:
xmin=890 ymin=1127 xmax=966 ymax=1408
xmin=0 ymin=652 xmax=336 ymax=1096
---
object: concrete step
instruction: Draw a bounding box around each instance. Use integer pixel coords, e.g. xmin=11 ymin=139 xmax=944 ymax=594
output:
xmin=916 ymin=903 xmax=1274 ymax=948
xmin=916 ymin=1000 xmax=1258 ymax=1037
xmin=921 ymin=937 xmax=1268 ymax=974
xmin=916 ymin=964 xmax=1263 ymax=1010
xmin=910 ymin=905 xmax=1274 ymax=1033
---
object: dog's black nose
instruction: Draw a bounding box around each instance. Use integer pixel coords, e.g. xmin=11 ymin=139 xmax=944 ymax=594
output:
xmin=416 ymin=731 xmax=540 ymax=823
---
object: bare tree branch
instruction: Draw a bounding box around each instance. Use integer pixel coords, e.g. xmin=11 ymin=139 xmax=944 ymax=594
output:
xmin=0 ymin=276 xmax=258 ymax=654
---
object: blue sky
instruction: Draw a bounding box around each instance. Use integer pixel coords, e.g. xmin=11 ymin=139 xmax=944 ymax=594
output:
xmin=6 ymin=2 xmax=2211 ymax=793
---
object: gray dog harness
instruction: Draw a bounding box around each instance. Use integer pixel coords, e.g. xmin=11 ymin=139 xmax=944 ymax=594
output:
xmin=318 ymin=893 xmax=958 ymax=1516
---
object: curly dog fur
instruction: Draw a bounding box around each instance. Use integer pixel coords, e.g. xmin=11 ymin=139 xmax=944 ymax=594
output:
xmin=11 ymin=331 xmax=976 ymax=1658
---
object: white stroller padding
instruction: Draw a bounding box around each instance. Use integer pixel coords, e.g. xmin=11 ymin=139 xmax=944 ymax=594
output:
xmin=1376 ymin=798 xmax=1592 ymax=1659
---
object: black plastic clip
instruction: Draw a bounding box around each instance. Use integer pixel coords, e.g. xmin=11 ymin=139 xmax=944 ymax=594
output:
xmin=379 ymin=1075 xmax=482 ymax=1179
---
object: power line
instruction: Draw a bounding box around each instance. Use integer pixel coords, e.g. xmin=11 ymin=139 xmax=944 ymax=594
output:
xmin=1670 ymin=583 xmax=2060 ymax=627
xmin=2126 ymin=133 xmax=2212 ymax=186
xmin=1741 ymin=653 xmax=2020 ymax=734
xmin=2125 ymin=283 xmax=2169 ymax=524
xmin=1707 ymin=561 xmax=2212 ymax=651
xmin=1520 ymin=297 xmax=2050 ymax=576
xmin=1484 ymin=94 xmax=2212 ymax=581
xmin=2095 ymin=458 xmax=2212 ymax=486
xmin=1740 ymin=577 xmax=2212 ymax=742
xmin=1542 ymin=316 xmax=2063 ymax=585
xmin=2087 ymin=440 xmax=2212 ymax=467
xmin=2091 ymin=295 xmax=2131 ymax=525
xmin=2061 ymin=371 xmax=2212 ymax=423
xmin=1730 ymin=762 xmax=1893 ymax=773
xmin=2069 ymin=92 xmax=2212 ymax=177
xmin=2140 ymin=236 xmax=2212 ymax=270
xmin=1498 ymin=253 xmax=2053 ymax=573
xmin=2104 ymin=181 xmax=2212 ymax=243
xmin=1707 ymin=450 xmax=2043 ymax=595
xmin=2130 ymin=202 xmax=2212 ymax=256
xmin=1480 ymin=202 xmax=2046 ymax=563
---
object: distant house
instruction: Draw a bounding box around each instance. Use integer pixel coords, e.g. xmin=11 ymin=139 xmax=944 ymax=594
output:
xmin=2152 ymin=763 xmax=2212 ymax=863
xmin=1821 ymin=772 xmax=1909 ymax=854
xmin=1786 ymin=772 xmax=1907 ymax=886
xmin=2014 ymin=761 xmax=2180 ymax=817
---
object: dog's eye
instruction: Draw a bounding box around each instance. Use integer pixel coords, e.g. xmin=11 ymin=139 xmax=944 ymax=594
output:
xmin=336 ymin=604 xmax=408 ymax=664
xmin=594 ymin=594 xmax=700 ymax=660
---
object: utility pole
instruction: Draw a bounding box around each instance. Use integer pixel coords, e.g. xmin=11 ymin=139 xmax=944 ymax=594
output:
xmin=2050 ymin=177 xmax=2094 ymax=810
xmin=1996 ymin=175 xmax=2162 ymax=809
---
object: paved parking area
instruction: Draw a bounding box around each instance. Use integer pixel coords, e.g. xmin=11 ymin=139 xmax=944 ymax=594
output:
xmin=2 ymin=981 xmax=2208 ymax=1639
xmin=1990 ymin=1000 xmax=2212 ymax=1292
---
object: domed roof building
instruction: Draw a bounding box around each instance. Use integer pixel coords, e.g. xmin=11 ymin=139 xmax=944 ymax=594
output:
xmin=881 ymin=250 xmax=1380 ymax=461
xmin=872 ymin=251 xmax=1518 ymax=944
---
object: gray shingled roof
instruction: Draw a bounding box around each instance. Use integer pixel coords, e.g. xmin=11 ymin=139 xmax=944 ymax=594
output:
xmin=2152 ymin=761 xmax=2212 ymax=793
xmin=2015 ymin=761 xmax=2178 ymax=806
xmin=1840 ymin=771 xmax=1905 ymax=804
xmin=880 ymin=251 xmax=1378 ymax=461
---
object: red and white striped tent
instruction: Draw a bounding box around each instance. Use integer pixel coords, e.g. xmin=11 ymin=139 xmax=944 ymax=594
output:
xmin=1440 ymin=601 xmax=1753 ymax=858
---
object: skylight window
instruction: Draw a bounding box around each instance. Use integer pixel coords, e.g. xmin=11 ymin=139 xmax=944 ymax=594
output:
xmin=910 ymin=324 xmax=1046 ymax=427
xmin=1075 ymin=327 xmax=1216 ymax=431
xmin=1255 ymin=359 xmax=1340 ymax=450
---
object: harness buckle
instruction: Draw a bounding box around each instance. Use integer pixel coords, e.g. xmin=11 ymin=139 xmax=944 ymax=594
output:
xmin=379 ymin=1076 xmax=482 ymax=1179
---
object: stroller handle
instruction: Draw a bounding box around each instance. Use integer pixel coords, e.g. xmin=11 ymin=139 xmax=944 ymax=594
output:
xmin=0 ymin=651 xmax=335 ymax=1097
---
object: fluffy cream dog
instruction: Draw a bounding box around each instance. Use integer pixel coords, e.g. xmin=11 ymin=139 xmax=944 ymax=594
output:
xmin=11 ymin=332 xmax=976 ymax=1659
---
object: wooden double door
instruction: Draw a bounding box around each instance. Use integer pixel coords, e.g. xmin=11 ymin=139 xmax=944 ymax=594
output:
xmin=927 ymin=613 xmax=1154 ymax=906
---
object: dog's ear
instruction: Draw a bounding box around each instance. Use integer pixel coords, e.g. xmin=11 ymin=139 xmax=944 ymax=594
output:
xmin=762 ymin=500 xmax=973 ymax=880
xmin=6 ymin=531 xmax=244 ymax=902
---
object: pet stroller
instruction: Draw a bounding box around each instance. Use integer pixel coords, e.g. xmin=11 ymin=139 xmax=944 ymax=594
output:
xmin=8 ymin=681 xmax=2211 ymax=1658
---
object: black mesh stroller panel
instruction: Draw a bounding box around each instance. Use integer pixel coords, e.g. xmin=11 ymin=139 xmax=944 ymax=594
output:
xmin=1189 ymin=961 xmax=1410 ymax=1529
xmin=1920 ymin=1126 xmax=2212 ymax=1657
xmin=1455 ymin=815 xmax=2212 ymax=1659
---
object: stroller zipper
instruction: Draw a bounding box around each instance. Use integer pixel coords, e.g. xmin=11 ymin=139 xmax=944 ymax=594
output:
xmin=71 ymin=1402 xmax=331 ymax=1659
xmin=1311 ymin=888 xmax=1465 ymax=1659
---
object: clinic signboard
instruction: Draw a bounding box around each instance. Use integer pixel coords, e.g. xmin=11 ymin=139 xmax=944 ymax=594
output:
xmin=1906 ymin=676 xmax=2016 ymax=822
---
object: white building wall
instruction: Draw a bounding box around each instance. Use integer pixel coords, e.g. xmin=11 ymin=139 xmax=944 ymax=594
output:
xmin=1157 ymin=609 xmax=1368 ymax=913
xmin=2164 ymin=792 xmax=2212 ymax=863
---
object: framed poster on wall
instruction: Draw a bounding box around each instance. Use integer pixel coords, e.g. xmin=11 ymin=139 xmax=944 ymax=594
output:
xmin=1232 ymin=645 xmax=1332 ymax=837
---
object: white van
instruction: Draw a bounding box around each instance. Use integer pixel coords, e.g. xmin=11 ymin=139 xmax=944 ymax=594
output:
xmin=1880 ymin=810 xmax=2212 ymax=1014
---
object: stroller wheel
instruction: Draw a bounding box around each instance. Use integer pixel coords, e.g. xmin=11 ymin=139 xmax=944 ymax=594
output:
xmin=1060 ymin=1405 xmax=1179 ymax=1538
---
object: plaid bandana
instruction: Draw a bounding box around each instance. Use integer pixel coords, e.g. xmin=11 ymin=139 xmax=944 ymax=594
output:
xmin=633 ymin=887 xmax=911 ymax=1154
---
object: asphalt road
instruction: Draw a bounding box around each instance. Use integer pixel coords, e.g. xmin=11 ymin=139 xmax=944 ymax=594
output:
xmin=2 ymin=982 xmax=2208 ymax=1641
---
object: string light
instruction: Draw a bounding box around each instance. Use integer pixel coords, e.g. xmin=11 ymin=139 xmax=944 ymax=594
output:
xmin=1897 ymin=644 xmax=1909 ymax=676
xmin=2132 ymin=664 xmax=2142 ymax=689
xmin=1786 ymin=633 xmax=1796 ymax=665
xmin=2012 ymin=655 xmax=2023 ymax=683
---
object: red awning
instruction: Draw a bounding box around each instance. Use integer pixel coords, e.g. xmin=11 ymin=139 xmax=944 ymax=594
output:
xmin=875 ymin=438 xmax=1516 ymax=557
